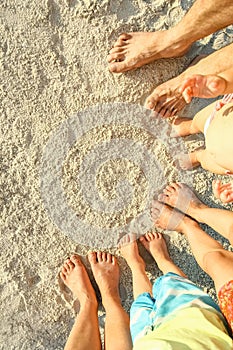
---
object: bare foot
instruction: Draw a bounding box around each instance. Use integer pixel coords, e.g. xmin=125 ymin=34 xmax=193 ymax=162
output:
xmin=119 ymin=233 xmax=145 ymax=270
xmin=158 ymin=182 xmax=204 ymax=215
xmin=60 ymin=255 xmax=97 ymax=306
xmin=177 ymin=151 xmax=200 ymax=170
xmin=145 ymin=55 xmax=208 ymax=115
xmin=171 ymin=117 xmax=200 ymax=137
xmin=212 ymin=179 xmax=233 ymax=204
xmin=151 ymin=200 xmax=186 ymax=232
xmin=139 ymin=231 xmax=170 ymax=262
xmin=88 ymin=251 xmax=120 ymax=306
xmin=140 ymin=231 xmax=187 ymax=276
xmin=108 ymin=31 xmax=190 ymax=73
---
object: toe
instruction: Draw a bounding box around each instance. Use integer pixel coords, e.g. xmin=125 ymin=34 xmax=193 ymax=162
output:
xmin=145 ymin=95 xmax=158 ymax=110
xmin=111 ymin=255 xmax=118 ymax=265
xmin=97 ymin=251 xmax=104 ymax=262
xmin=158 ymin=193 xmax=168 ymax=202
xmin=70 ymin=255 xmax=82 ymax=267
xmin=109 ymin=46 xmax=125 ymax=54
xmin=101 ymin=252 xmax=107 ymax=262
xmin=88 ymin=252 xmax=98 ymax=265
xmin=108 ymin=61 xmax=131 ymax=73
xmin=107 ymin=52 xmax=125 ymax=63
xmin=60 ymin=271 xmax=66 ymax=281
xmin=61 ymin=266 xmax=68 ymax=275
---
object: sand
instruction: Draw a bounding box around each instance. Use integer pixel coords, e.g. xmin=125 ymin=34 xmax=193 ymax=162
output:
xmin=1 ymin=0 xmax=233 ymax=349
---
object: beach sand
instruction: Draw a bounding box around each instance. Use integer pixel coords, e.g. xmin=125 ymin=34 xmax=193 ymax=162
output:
xmin=1 ymin=0 xmax=233 ymax=348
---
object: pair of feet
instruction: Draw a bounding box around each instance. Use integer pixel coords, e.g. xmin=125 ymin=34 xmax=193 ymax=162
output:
xmin=60 ymin=232 xmax=171 ymax=308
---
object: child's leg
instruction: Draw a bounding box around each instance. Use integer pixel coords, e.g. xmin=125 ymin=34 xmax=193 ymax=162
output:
xmin=178 ymin=148 xmax=228 ymax=173
xmin=171 ymin=101 xmax=216 ymax=137
xmin=119 ymin=234 xmax=152 ymax=299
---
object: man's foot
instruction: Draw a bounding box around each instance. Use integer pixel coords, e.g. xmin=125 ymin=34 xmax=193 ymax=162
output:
xmin=88 ymin=251 xmax=120 ymax=307
xmin=212 ymin=179 xmax=233 ymax=204
xmin=108 ymin=31 xmax=190 ymax=73
xmin=60 ymin=255 xmax=97 ymax=306
xmin=158 ymin=182 xmax=204 ymax=215
xmin=177 ymin=151 xmax=200 ymax=170
xmin=171 ymin=117 xmax=200 ymax=137
xmin=119 ymin=233 xmax=146 ymax=270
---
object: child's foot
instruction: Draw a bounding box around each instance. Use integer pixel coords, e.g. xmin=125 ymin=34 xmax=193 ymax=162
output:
xmin=140 ymin=231 xmax=187 ymax=276
xmin=158 ymin=182 xmax=205 ymax=214
xmin=119 ymin=233 xmax=145 ymax=270
xmin=177 ymin=151 xmax=200 ymax=170
xmin=139 ymin=232 xmax=170 ymax=263
xmin=88 ymin=251 xmax=120 ymax=307
xmin=108 ymin=31 xmax=190 ymax=73
xmin=212 ymin=179 xmax=233 ymax=204
xmin=60 ymin=255 xmax=97 ymax=306
xmin=171 ymin=117 xmax=199 ymax=137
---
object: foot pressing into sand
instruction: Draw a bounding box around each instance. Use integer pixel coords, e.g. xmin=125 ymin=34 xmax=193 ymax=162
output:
xmin=176 ymin=150 xmax=201 ymax=170
xmin=60 ymin=255 xmax=97 ymax=306
xmin=88 ymin=251 xmax=120 ymax=306
xmin=140 ymin=231 xmax=186 ymax=276
xmin=108 ymin=31 xmax=190 ymax=73
xmin=158 ymin=183 xmax=204 ymax=215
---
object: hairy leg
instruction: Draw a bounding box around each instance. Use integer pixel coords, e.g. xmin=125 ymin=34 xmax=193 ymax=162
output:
xmin=60 ymin=255 xmax=101 ymax=350
xmin=88 ymin=252 xmax=132 ymax=350
xmin=108 ymin=0 xmax=233 ymax=74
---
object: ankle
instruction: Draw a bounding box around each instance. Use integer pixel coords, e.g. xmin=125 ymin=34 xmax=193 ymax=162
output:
xmin=79 ymin=297 xmax=98 ymax=311
xmin=179 ymin=216 xmax=200 ymax=234
xmin=102 ymin=294 xmax=121 ymax=309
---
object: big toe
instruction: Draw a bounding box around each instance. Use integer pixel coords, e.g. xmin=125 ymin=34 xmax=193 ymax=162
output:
xmin=88 ymin=252 xmax=98 ymax=265
xmin=108 ymin=60 xmax=131 ymax=73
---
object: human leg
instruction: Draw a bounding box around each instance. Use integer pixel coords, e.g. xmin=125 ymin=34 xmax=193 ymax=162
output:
xmin=88 ymin=251 xmax=132 ymax=350
xmin=119 ymin=234 xmax=152 ymax=299
xmin=60 ymin=255 xmax=101 ymax=350
xmin=158 ymin=182 xmax=233 ymax=244
xmin=171 ymin=100 xmax=215 ymax=137
xmin=151 ymin=200 xmax=233 ymax=293
xmin=108 ymin=0 xmax=233 ymax=73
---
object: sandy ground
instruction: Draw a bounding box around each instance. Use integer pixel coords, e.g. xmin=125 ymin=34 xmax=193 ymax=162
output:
xmin=1 ymin=0 xmax=233 ymax=349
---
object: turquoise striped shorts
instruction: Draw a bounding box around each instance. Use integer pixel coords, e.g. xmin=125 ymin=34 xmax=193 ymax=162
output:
xmin=130 ymin=272 xmax=225 ymax=344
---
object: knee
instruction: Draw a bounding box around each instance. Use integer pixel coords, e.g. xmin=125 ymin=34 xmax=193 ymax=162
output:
xmin=202 ymin=249 xmax=226 ymax=271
